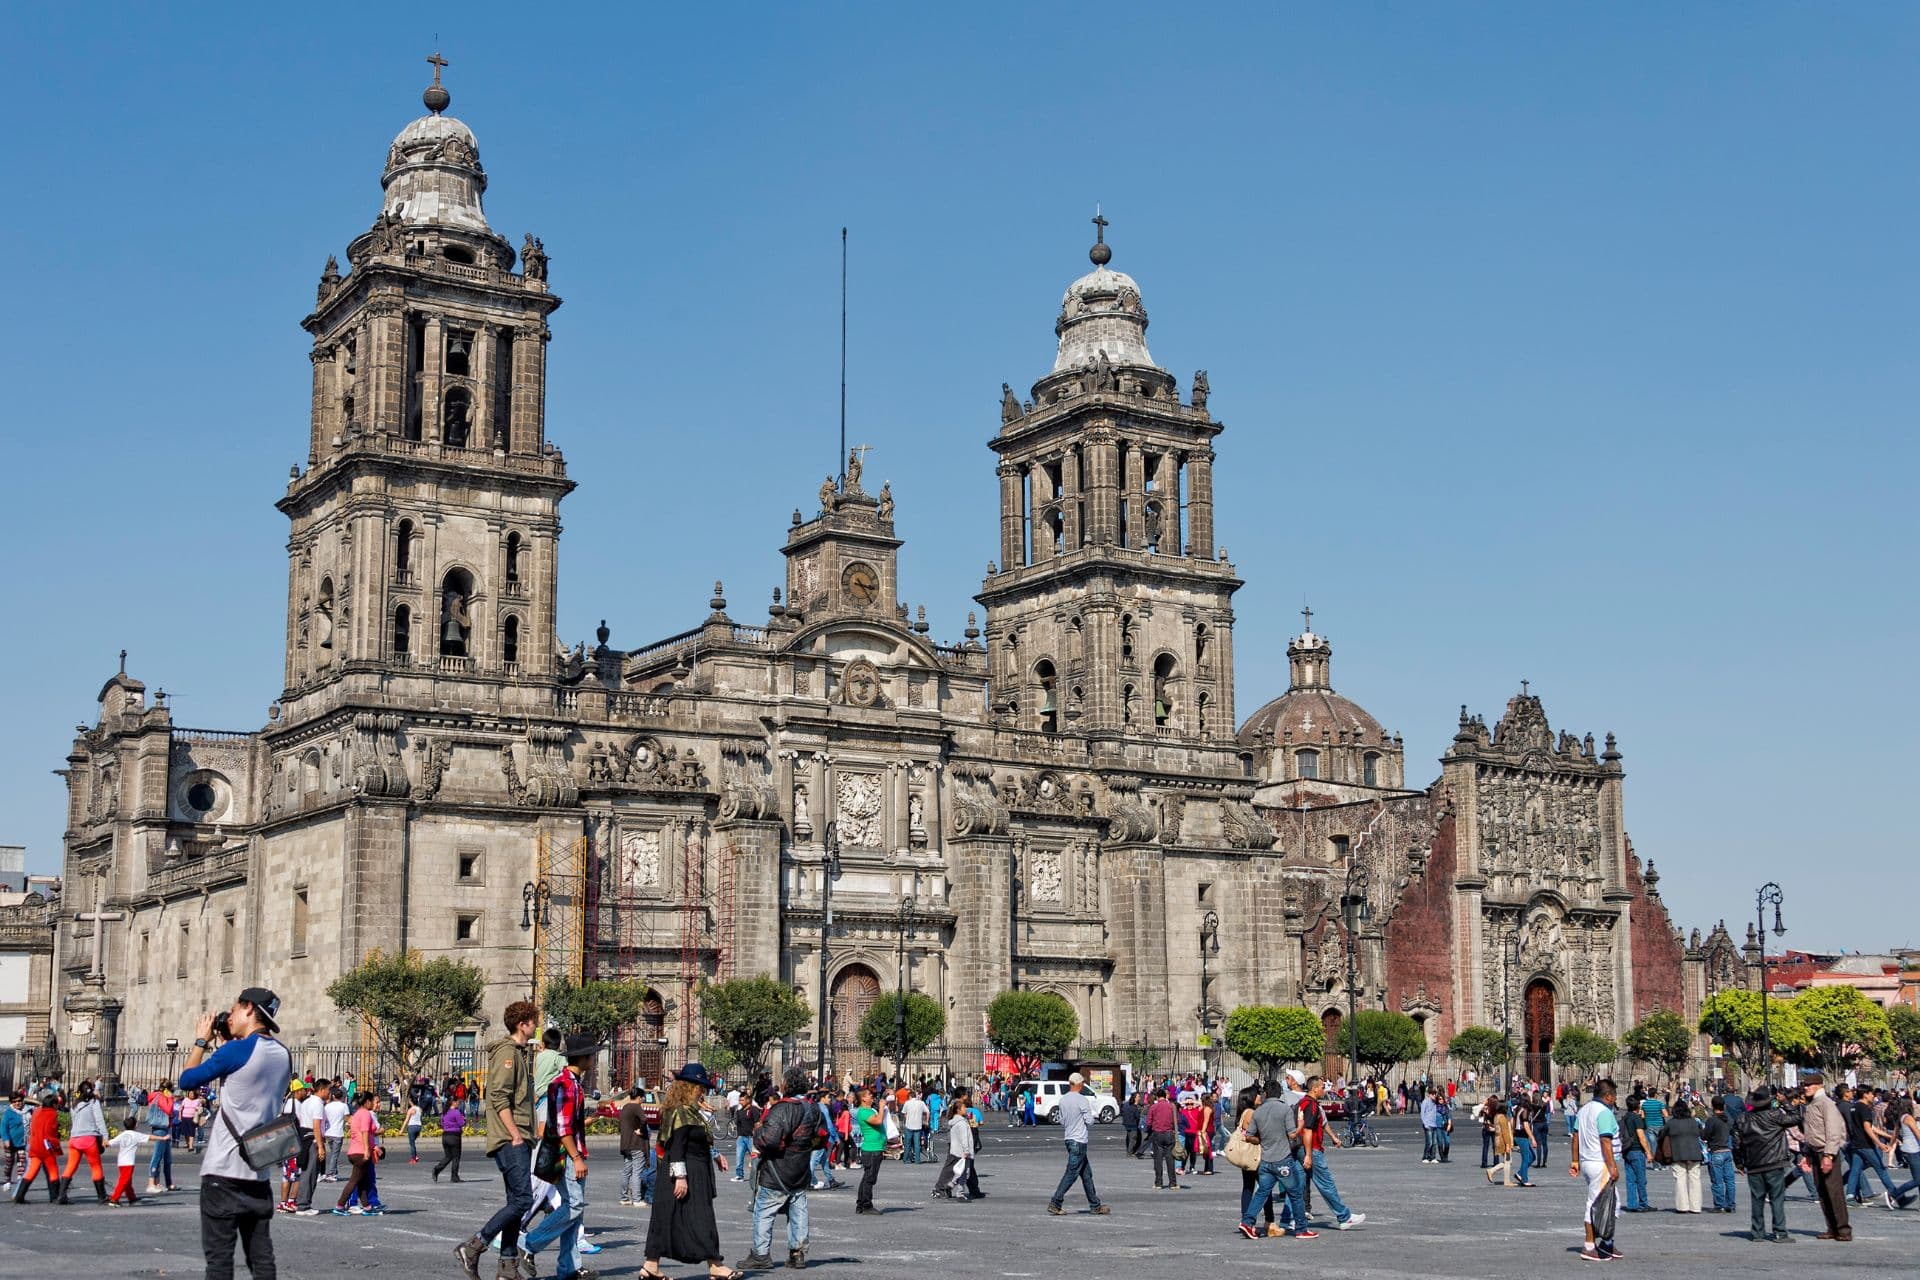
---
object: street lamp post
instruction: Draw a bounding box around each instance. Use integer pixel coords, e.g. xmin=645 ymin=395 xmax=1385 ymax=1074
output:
xmin=1340 ymin=862 xmax=1372 ymax=1087
xmin=894 ymin=876 xmax=918 ymax=1080
xmin=1198 ymin=910 xmax=1220 ymax=1077
xmin=1500 ymin=923 xmax=1520 ymax=1093
xmin=815 ymin=822 xmax=843 ymax=1085
xmin=1754 ymin=883 xmax=1786 ymax=1083
xmin=520 ymin=879 xmax=552 ymax=1000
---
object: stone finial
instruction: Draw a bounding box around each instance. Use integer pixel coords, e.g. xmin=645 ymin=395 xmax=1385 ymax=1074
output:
xmin=792 ymin=508 xmax=803 ymax=527
xmin=709 ymin=581 xmax=727 ymax=614
xmin=964 ymin=611 xmax=980 ymax=641
xmin=595 ymin=620 xmax=610 ymax=646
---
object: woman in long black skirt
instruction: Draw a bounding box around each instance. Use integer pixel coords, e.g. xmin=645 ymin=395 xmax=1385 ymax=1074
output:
xmin=642 ymin=1064 xmax=741 ymax=1280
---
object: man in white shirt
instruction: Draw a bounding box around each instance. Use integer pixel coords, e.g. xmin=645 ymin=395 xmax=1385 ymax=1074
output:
xmin=900 ymin=1092 xmax=929 ymax=1164
xmin=322 ymin=1086 xmax=349 ymax=1181
xmin=1572 ymin=1078 xmax=1623 ymax=1262
xmin=293 ymin=1080 xmax=329 ymax=1212
xmin=1046 ymin=1074 xmax=1108 ymax=1217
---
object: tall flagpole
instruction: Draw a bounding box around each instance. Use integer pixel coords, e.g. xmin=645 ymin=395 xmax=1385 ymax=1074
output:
xmin=839 ymin=227 xmax=848 ymax=487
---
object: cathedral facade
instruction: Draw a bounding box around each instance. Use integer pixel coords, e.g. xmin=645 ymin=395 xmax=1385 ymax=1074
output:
xmin=53 ymin=78 xmax=1748 ymax=1083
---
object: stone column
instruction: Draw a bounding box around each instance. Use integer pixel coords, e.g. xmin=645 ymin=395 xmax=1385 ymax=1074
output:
xmin=1168 ymin=452 xmax=1186 ymax=557
xmin=473 ymin=327 xmax=496 ymax=448
xmin=421 ymin=316 xmax=445 ymax=443
xmin=1086 ymin=428 xmax=1119 ymax=546
xmin=308 ymin=348 xmax=334 ymax=463
xmin=1061 ymin=446 xmax=1082 ymax=551
xmin=1028 ymin=463 xmax=1052 ymax=563
xmin=1124 ymin=443 xmax=1147 ymax=548
xmin=1187 ymin=449 xmax=1215 ymax=560
xmin=997 ymin=463 xmax=1024 ymax=570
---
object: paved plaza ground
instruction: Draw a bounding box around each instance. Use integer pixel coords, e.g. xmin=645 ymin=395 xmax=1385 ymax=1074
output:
xmin=2 ymin=1118 xmax=1913 ymax=1278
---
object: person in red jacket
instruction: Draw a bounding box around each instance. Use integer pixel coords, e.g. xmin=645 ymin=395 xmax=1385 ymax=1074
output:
xmin=11 ymin=1092 xmax=64 ymax=1203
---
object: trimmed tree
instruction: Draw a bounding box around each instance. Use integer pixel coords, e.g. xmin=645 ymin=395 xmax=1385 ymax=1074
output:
xmin=1223 ymin=1005 xmax=1324 ymax=1076
xmin=985 ymin=990 xmax=1079 ymax=1080
xmin=1621 ymin=1009 xmax=1694 ymax=1085
xmin=1887 ymin=1006 xmax=1920 ymax=1078
xmin=1447 ymin=1025 xmax=1515 ymax=1079
xmin=697 ymin=975 xmax=812 ymax=1074
xmin=1551 ymin=1025 xmax=1618 ymax=1076
xmin=857 ymin=992 xmax=947 ymax=1063
xmin=1344 ymin=1009 xmax=1427 ymax=1081
xmin=543 ymin=977 xmax=654 ymax=1043
xmin=1791 ymin=985 xmax=1895 ymax=1074
xmin=327 ymin=948 xmax=486 ymax=1082
xmin=1696 ymin=989 xmax=1812 ymax=1079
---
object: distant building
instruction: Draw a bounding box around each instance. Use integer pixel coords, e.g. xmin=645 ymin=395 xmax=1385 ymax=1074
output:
xmin=0 ymin=846 xmax=25 ymax=895
xmin=0 ymin=853 xmax=58 ymax=1083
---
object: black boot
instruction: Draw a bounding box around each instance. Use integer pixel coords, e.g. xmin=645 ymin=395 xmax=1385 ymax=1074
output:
xmin=94 ymin=1178 xmax=108 ymax=1203
xmin=55 ymin=1178 xmax=72 ymax=1204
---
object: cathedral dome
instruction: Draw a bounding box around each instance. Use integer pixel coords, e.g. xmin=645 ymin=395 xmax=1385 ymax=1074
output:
xmin=1236 ymin=625 xmax=1390 ymax=747
xmin=1052 ymin=225 xmax=1156 ymax=373
xmin=380 ymin=102 xmax=491 ymax=234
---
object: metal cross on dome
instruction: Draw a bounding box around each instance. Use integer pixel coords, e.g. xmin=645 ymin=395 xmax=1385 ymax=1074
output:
xmin=1301 ymin=604 xmax=1313 ymax=633
xmin=426 ymin=51 xmax=449 ymax=85
xmin=1092 ymin=208 xmax=1108 ymax=244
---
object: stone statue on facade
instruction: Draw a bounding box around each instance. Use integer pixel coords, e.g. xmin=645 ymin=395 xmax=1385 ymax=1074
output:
xmin=1192 ymin=369 xmax=1209 ymax=410
xmin=1001 ymin=382 xmax=1022 ymax=423
xmin=521 ymin=233 xmax=548 ymax=282
xmin=876 ymin=483 xmax=894 ymax=522
xmin=844 ymin=446 xmax=865 ymax=494
xmin=1088 ymin=349 xmax=1116 ymax=393
xmin=818 ymin=476 xmax=838 ymax=514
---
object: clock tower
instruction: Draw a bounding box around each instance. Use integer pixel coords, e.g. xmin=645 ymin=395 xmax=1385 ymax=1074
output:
xmin=781 ymin=458 xmax=902 ymax=624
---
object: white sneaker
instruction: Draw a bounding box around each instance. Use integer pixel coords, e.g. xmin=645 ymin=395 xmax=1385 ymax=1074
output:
xmin=1338 ymin=1213 xmax=1365 ymax=1230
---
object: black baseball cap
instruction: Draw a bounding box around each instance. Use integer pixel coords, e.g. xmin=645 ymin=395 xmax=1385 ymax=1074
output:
xmin=237 ymin=987 xmax=281 ymax=1032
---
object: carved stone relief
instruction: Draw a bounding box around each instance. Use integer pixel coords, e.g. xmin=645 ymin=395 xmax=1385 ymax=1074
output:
xmin=836 ymin=772 xmax=883 ymax=848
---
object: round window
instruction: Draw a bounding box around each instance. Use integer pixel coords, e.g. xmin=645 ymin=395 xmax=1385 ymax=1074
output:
xmin=187 ymin=782 xmax=218 ymax=813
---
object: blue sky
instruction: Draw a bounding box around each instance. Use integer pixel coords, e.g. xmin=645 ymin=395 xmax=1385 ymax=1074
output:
xmin=1 ymin=3 xmax=1913 ymax=948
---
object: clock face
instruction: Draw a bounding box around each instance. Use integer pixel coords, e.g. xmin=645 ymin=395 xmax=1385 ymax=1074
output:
xmin=843 ymin=562 xmax=879 ymax=605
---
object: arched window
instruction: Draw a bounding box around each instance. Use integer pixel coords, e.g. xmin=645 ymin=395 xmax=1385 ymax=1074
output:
xmin=505 ymin=532 xmax=522 ymax=584
xmin=445 ymin=329 xmax=473 ymax=377
xmin=502 ymin=615 xmax=520 ymax=666
xmin=439 ymin=568 xmax=474 ymax=657
xmin=1296 ymin=748 xmax=1320 ymax=780
xmin=1196 ymin=690 xmax=1211 ymax=738
xmin=1152 ymin=654 xmax=1178 ymax=728
xmin=395 ymin=520 xmax=414 ymax=581
xmin=315 ymin=577 xmax=335 ymax=652
xmin=1122 ymin=683 xmax=1136 ymax=728
xmin=1035 ymin=659 xmax=1059 ymax=735
xmin=1363 ymin=752 xmax=1380 ymax=787
xmin=443 ymin=387 xmax=472 ymax=448
xmin=392 ymin=605 xmax=411 ymax=660
xmin=1119 ymin=615 xmax=1135 ymax=664
xmin=1195 ymin=624 xmax=1210 ymax=667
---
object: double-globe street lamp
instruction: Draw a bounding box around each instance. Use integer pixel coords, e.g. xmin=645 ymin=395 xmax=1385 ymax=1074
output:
xmin=894 ymin=874 xmax=918 ymax=1079
xmin=815 ymin=821 xmax=843 ymax=1085
xmin=1754 ymin=882 xmax=1786 ymax=1083
xmin=1198 ymin=910 xmax=1220 ymax=1077
xmin=1340 ymin=861 xmax=1372 ymax=1087
xmin=520 ymin=879 xmax=553 ymax=999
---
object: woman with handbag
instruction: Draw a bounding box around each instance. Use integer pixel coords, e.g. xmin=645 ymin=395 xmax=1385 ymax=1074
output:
xmin=1229 ymin=1085 xmax=1279 ymax=1235
xmin=642 ymin=1064 xmax=742 ymax=1280
xmin=145 ymin=1083 xmax=176 ymax=1194
xmin=1486 ymin=1102 xmax=1515 ymax=1187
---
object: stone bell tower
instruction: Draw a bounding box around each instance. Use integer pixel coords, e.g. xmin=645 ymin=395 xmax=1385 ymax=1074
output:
xmin=976 ymin=218 xmax=1241 ymax=743
xmin=276 ymin=60 xmax=572 ymax=727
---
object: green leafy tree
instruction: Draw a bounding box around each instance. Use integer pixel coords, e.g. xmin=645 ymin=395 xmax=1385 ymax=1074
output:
xmin=327 ymin=948 xmax=486 ymax=1081
xmin=857 ymin=992 xmax=947 ymax=1063
xmin=1550 ymin=1025 xmax=1619 ymax=1075
xmin=697 ymin=975 xmax=812 ymax=1074
xmin=985 ymin=990 xmax=1079 ymax=1079
xmin=1447 ymin=1025 xmax=1516 ymax=1078
xmin=1696 ymin=989 xmax=1812 ymax=1078
xmin=1791 ymin=986 xmax=1895 ymax=1074
xmin=1124 ymin=1040 xmax=1164 ymax=1081
xmin=693 ymin=1041 xmax=740 ymax=1080
xmin=1886 ymin=1006 xmax=1920 ymax=1077
xmin=1342 ymin=1009 xmax=1427 ymax=1080
xmin=543 ymin=977 xmax=654 ymax=1043
xmin=1621 ymin=1009 xmax=1695 ymax=1084
xmin=1222 ymin=1005 xmax=1324 ymax=1075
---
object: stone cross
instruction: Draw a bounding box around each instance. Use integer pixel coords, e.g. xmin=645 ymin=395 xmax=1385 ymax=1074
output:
xmin=76 ymin=880 xmax=125 ymax=982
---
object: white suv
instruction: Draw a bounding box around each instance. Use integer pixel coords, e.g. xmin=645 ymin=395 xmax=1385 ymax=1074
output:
xmin=1016 ymin=1079 xmax=1120 ymax=1124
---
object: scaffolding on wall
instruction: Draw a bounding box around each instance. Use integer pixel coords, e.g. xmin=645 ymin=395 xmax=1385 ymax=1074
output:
xmin=532 ymin=831 xmax=588 ymax=1006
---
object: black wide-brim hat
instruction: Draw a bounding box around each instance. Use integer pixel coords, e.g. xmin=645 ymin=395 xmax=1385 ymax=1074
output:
xmin=674 ymin=1063 xmax=717 ymax=1090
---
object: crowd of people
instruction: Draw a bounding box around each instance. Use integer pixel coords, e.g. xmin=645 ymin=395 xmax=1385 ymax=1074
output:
xmin=8 ymin=989 xmax=1919 ymax=1278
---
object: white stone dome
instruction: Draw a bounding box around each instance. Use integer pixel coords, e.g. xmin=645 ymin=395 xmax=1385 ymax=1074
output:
xmin=380 ymin=111 xmax=491 ymax=233
xmin=1052 ymin=262 xmax=1156 ymax=373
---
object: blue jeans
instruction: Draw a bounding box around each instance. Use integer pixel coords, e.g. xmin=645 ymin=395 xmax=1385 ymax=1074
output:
xmin=1707 ymin=1150 xmax=1737 ymax=1210
xmin=479 ymin=1141 xmax=535 ymax=1254
xmin=621 ymin=1149 xmax=652 ymax=1203
xmin=903 ymin=1129 xmax=923 ymax=1164
xmin=1049 ymin=1139 xmax=1101 ymax=1209
xmin=147 ymin=1137 xmax=172 ymax=1184
xmin=1421 ymin=1127 xmax=1436 ymax=1160
xmin=523 ymin=1160 xmax=584 ymax=1278
xmin=1516 ymin=1135 xmax=1535 ymax=1185
xmin=1243 ymin=1157 xmax=1306 ymax=1230
xmin=1846 ymin=1144 xmax=1900 ymax=1200
xmin=1307 ymin=1149 xmax=1352 ymax=1224
xmin=1623 ymin=1148 xmax=1649 ymax=1210
xmin=1890 ymin=1148 xmax=1920 ymax=1200
xmin=1434 ymin=1128 xmax=1451 ymax=1161
xmin=734 ymin=1135 xmax=752 ymax=1179
xmin=809 ymin=1147 xmax=830 ymax=1186
xmin=751 ymin=1183 xmax=810 ymax=1257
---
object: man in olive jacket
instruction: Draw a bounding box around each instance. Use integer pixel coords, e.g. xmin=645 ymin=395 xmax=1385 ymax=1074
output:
xmin=1733 ymin=1084 xmax=1800 ymax=1242
xmin=1797 ymin=1070 xmax=1850 ymax=1242
xmin=455 ymin=1000 xmax=540 ymax=1280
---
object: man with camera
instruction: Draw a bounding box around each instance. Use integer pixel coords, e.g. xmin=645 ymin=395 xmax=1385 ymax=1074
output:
xmin=177 ymin=988 xmax=293 ymax=1280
